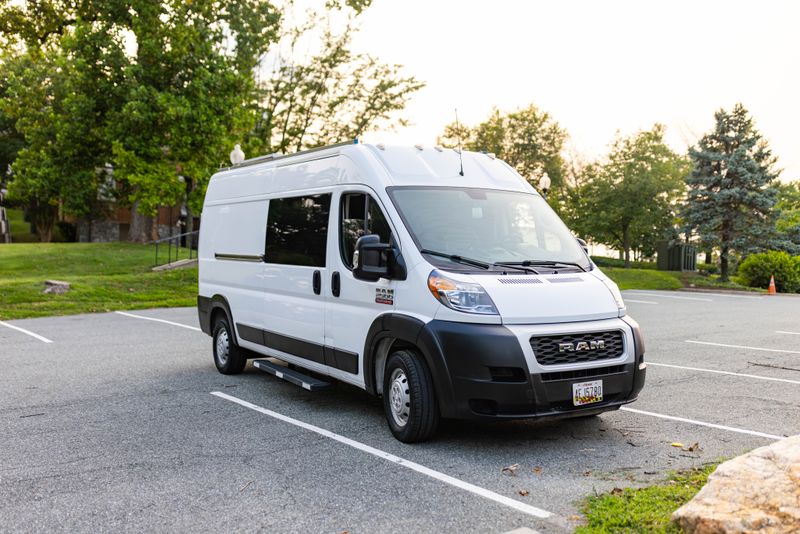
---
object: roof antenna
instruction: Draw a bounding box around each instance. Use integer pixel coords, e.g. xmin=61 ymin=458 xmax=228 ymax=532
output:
xmin=454 ymin=108 xmax=464 ymax=176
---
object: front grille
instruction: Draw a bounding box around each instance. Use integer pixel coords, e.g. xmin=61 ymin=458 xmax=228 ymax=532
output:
xmin=540 ymin=364 xmax=626 ymax=382
xmin=530 ymin=330 xmax=624 ymax=366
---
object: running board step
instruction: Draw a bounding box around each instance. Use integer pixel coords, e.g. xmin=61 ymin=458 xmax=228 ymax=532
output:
xmin=252 ymin=360 xmax=331 ymax=391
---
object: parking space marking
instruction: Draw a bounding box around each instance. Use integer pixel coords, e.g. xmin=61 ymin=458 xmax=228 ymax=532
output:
xmin=777 ymin=330 xmax=800 ymax=336
xmin=648 ymin=362 xmax=800 ymax=385
xmin=625 ymin=292 xmax=713 ymax=302
xmin=115 ymin=311 xmax=201 ymax=332
xmin=624 ymin=299 xmax=659 ymax=305
xmin=620 ymin=407 xmax=783 ymax=440
xmin=211 ymin=391 xmax=555 ymax=520
xmin=685 ymin=339 xmax=800 ymax=355
xmin=0 ymin=320 xmax=53 ymax=343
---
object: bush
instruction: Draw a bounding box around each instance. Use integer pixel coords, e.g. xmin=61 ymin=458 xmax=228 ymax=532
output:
xmin=738 ymin=251 xmax=800 ymax=293
xmin=697 ymin=262 xmax=718 ymax=275
xmin=591 ymin=256 xmax=657 ymax=270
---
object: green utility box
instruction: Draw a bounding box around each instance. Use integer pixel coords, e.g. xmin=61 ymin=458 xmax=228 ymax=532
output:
xmin=656 ymin=242 xmax=697 ymax=271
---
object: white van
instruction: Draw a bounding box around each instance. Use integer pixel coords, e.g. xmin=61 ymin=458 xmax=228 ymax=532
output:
xmin=197 ymin=141 xmax=646 ymax=442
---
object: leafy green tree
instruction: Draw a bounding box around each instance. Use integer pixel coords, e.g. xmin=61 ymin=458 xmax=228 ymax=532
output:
xmin=1 ymin=0 xmax=423 ymax=242
xmin=571 ymin=125 xmax=689 ymax=267
xmin=684 ymin=104 xmax=781 ymax=281
xmin=774 ymin=181 xmax=800 ymax=251
xmin=438 ymin=104 xmax=567 ymax=202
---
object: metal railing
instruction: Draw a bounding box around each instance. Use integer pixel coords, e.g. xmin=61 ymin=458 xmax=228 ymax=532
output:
xmin=152 ymin=230 xmax=199 ymax=267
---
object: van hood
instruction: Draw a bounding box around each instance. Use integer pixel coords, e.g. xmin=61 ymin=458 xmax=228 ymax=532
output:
xmin=474 ymin=270 xmax=623 ymax=324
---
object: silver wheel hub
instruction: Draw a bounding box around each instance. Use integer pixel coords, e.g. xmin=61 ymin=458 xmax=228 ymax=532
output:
xmin=389 ymin=368 xmax=410 ymax=427
xmin=215 ymin=329 xmax=229 ymax=366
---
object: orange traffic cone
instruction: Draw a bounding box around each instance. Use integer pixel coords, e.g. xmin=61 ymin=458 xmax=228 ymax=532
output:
xmin=768 ymin=275 xmax=777 ymax=295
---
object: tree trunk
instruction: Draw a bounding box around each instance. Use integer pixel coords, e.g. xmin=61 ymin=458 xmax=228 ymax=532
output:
xmin=623 ymin=224 xmax=631 ymax=268
xmin=720 ymin=245 xmax=729 ymax=282
xmin=704 ymin=250 xmax=712 ymax=265
xmin=32 ymin=202 xmax=57 ymax=243
xmin=129 ymin=201 xmax=159 ymax=243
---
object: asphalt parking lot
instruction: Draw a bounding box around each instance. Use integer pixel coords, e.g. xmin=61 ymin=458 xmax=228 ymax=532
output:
xmin=2 ymin=290 xmax=799 ymax=533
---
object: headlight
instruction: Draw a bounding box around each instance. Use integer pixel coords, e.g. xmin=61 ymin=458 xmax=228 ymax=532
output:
xmin=602 ymin=278 xmax=626 ymax=314
xmin=427 ymin=270 xmax=498 ymax=315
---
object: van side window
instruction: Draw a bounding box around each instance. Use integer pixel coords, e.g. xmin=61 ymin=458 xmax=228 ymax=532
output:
xmin=340 ymin=193 xmax=391 ymax=269
xmin=265 ymin=194 xmax=332 ymax=267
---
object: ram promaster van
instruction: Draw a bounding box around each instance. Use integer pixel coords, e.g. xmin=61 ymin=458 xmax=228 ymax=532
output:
xmin=198 ymin=141 xmax=646 ymax=442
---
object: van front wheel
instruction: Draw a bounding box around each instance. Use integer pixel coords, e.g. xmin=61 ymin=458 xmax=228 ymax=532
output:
xmin=383 ymin=350 xmax=439 ymax=443
xmin=212 ymin=316 xmax=246 ymax=375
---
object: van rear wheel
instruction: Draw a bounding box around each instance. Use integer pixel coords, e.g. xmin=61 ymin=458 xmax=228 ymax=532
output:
xmin=212 ymin=316 xmax=246 ymax=375
xmin=383 ymin=349 xmax=439 ymax=443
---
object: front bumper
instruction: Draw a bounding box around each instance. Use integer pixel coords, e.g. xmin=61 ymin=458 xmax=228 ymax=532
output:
xmin=417 ymin=317 xmax=646 ymax=420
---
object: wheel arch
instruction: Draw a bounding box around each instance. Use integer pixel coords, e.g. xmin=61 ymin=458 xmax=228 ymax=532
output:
xmin=363 ymin=313 xmax=456 ymax=416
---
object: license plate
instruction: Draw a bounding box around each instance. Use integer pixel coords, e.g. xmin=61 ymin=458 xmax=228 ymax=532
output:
xmin=573 ymin=379 xmax=603 ymax=406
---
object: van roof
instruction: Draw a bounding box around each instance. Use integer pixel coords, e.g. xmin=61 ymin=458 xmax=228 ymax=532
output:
xmin=208 ymin=142 xmax=536 ymax=199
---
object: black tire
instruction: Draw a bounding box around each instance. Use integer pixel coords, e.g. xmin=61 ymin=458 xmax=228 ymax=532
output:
xmin=212 ymin=315 xmax=246 ymax=375
xmin=382 ymin=349 xmax=439 ymax=443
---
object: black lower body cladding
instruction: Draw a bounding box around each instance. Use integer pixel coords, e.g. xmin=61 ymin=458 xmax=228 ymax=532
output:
xmin=417 ymin=319 xmax=646 ymax=420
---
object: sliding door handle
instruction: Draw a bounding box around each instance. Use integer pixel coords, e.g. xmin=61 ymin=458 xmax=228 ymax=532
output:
xmin=312 ymin=270 xmax=321 ymax=295
xmin=332 ymin=271 xmax=341 ymax=297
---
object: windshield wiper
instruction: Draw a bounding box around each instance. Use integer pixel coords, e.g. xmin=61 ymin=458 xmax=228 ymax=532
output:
xmin=502 ymin=260 xmax=587 ymax=272
xmin=420 ymin=249 xmax=491 ymax=269
xmin=421 ymin=249 xmax=537 ymax=274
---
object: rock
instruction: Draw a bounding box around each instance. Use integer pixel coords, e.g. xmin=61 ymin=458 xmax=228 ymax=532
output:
xmin=43 ymin=280 xmax=71 ymax=294
xmin=672 ymin=435 xmax=800 ymax=533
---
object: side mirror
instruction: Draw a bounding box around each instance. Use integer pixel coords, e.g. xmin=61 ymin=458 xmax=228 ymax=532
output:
xmin=576 ymin=237 xmax=589 ymax=254
xmin=353 ymin=234 xmax=406 ymax=282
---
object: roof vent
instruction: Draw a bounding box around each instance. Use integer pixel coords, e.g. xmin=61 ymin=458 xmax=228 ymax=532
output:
xmin=434 ymin=145 xmax=444 ymax=152
xmin=414 ymin=144 xmax=424 ymax=151
xmin=376 ymin=143 xmax=386 ymax=150
xmin=487 ymin=152 xmax=496 ymax=160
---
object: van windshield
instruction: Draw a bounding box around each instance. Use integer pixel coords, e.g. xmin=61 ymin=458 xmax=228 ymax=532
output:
xmin=389 ymin=187 xmax=591 ymax=271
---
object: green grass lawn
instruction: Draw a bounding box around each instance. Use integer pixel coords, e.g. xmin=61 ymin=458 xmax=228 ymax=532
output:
xmin=0 ymin=243 xmax=197 ymax=319
xmin=576 ymin=464 xmax=717 ymax=533
xmin=602 ymin=267 xmax=684 ymax=290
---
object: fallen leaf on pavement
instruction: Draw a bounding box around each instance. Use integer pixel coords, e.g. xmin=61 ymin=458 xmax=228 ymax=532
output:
xmin=686 ymin=442 xmax=702 ymax=452
xmin=671 ymin=442 xmax=685 ymax=448
xmin=518 ymin=489 xmax=529 ymax=496
xmin=582 ymin=470 xmax=592 ymax=477
xmin=610 ymin=487 xmax=624 ymax=496
xmin=532 ymin=466 xmax=543 ymax=475
xmin=502 ymin=463 xmax=520 ymax=475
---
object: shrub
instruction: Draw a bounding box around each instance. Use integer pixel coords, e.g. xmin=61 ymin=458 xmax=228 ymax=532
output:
xmin=591 ymin=256 xmax=657 ymax=270
xmin=738 ymin=251 xmax=800 ymax=293
xmin=697 ymin=262 xmax=718 ymax=275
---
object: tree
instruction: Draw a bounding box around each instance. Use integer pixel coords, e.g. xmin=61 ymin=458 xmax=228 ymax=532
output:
xmin=774 ymin=181 xmax=800 ymax=252
xmin=244 ymin=12 xmax=424 ymax=157
xmin=1 ymin=0 xmax=423 ymax=242
xmin=438 ymin=104 xmax=567 ymax=202
xmin=684 ymin=104 xmax=781 ymax=281
xmin=571 ymin=125 xmax=689 ymax=267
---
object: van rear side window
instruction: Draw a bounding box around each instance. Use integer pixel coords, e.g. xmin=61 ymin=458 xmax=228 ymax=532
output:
xmin=265 ymin=194 xmax=331 ymax=266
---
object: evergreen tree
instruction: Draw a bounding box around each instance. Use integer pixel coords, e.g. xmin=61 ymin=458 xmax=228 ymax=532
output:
xmin=684 ymin=104 xmax=780 ymax=281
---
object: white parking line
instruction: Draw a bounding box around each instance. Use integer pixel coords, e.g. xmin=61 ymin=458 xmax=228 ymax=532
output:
xmin=685 ymin=339 xmax=800 ymax=355
xmin=115 ymin=311 xmax=201 ymax=332
xmin=620 ymin=407 xmax=783 ymax=440
xmin=624 ymin=299 xmax=659 ymax=305
xmin=777 ymin=331 xmax=800 ymax=336
xmin=211 ymin=391 xmax=555 ymax=520
xmin=625 ymin=292 xmax=713 ymax=302
xmin=0 ymin=320 xmax=53 ymax=343
xmin=648 ymin=362 xmax=800 ymax=385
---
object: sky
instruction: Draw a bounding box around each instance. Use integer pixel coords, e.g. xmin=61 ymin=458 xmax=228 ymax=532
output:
xmin=347 ymin=0 xmax=800 ymax=181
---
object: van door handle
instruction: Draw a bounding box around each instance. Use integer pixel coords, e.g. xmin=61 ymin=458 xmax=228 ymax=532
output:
xmin=312 ymin=270 xmax=321 ymax=295
xmin=332 ymin=271 xmax=340 ymax=297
